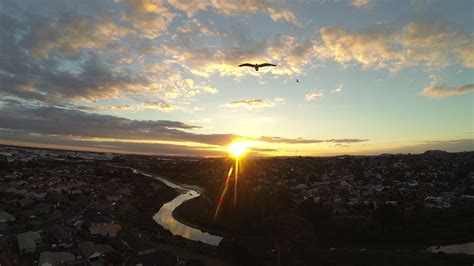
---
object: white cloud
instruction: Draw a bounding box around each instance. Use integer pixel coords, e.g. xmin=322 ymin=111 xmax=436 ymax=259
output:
xmin=421 ymin=84 xmax=474 ymax=98
xmin=23 ymin=15 xmax=132 ymax=59
xmin=162 ymin=33 xmax=317 ymax=78
xmin=350 ymin=0 xmax=372 ymax=8
xmin=167 ymin=0 xmax=297 ymax=23
xmin=331 ymin=85 xmax=343 ymax=93
xmin=78 ymin=100 xmax=178 ymax=112
xmin=305 ymin=90 xmax=324 ymax=101
xmin=220 ymin=98 xmax=285 ymax=109
xmin=120 ymin=0 xmax=176 ymax=39
xmin=316 ymin=21 xmax=474 ymax=71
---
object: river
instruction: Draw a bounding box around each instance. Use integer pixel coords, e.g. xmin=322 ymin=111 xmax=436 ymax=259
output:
xmin=132 ymin=169 xmax=223 ymax=246
xmin=427 ymin=242 xmax=474 ymax=256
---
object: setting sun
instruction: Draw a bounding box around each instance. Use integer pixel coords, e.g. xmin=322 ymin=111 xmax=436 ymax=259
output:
xmin=227 ymin=142 xmax=251 ymax=158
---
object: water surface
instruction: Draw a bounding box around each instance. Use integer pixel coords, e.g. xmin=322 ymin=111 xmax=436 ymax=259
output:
xmin=134 ymin=169 xmax=223 ymax=246
xmin=427 ymin=242 xmax=474 ymax=255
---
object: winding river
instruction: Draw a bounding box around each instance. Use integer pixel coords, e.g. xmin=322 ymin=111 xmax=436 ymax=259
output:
xmin=427 ymin=242 xmax=474 ymax=256
xmin=132 ymin=169 xmax=223 ymax=246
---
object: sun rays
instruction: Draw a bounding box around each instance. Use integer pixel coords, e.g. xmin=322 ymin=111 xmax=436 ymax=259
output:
xmin=214 ymin=141 xmax=253 ymax=219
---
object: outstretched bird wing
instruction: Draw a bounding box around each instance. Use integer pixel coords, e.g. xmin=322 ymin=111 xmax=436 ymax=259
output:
xmin=258 ymin=63 xmax=277 ymax=68
xmin=239 ymin=63 xmax=256 ymax=68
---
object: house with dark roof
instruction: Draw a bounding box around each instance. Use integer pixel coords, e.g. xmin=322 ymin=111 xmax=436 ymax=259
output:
xmin=17 ymin=231 xmax=41 ymax=254
xmin=38 ymin=251 xmax=75 ymax=266
xmin=78 ymin=241 xmax=114 ymax=266
xmin=121 ymin=235 xmax=156 ymax=256
xmin=83 ymin=208 xmax=111 ymax=226
xmin=126 ymin=250 xmax=178 ymax=266
xmin=46 ymin=225 xmax=75 ymax=248
xmin=89 ymin=223 xmax=122 ymax=238
xmin=0 ymin=210 xmax=15 ymax=223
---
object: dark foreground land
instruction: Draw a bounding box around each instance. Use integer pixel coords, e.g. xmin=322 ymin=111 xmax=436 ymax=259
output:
xmin=132 ymin=150 xmax=474 ymax=265
xmin=1 ymin=145 xmax=474 ymax=265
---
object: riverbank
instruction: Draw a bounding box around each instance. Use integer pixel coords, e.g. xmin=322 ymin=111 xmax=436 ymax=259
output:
xmin=116 ymin=167 xmax=231 ymax=264
xmin=172 ymin=202 xmax=232 ymax=238
xmin=118 ymin=170 xmax=179 ymax=236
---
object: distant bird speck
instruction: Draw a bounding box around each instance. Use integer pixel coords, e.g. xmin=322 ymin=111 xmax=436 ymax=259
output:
xmin=296 ymin=79 xmax=300 ymax=83
xmin=238 ymin=63 xmax=277 ymax=71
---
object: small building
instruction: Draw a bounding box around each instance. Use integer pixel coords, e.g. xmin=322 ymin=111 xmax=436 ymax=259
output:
xmin=38 ymin=251 xmax=75 ymax=266
xmin=78 ymin=241 xmax=114 ymax=266
xmin=122 ymin=235 xmax=156 ymax=256
xmin=461 ymin=194 xmax=474 ymax=204
xmin=83 ymin=209 xmax=111 ymax=226
xmin=89 ymin=224 xmax=122 ymax=238
xmin=46 ymin=225 xmax=75 ymax=248
xmin=17 ymin=198 xmax=34 ymax=208
xmin=17 ymin=231 xmax=41 ymax=254
xmin=425 ymin=196 xmax=450 ymax=208
xmin=0 ymin=210 xmax=15 ymax=223
xmin=127 ymin=250 xmax=178 ymax=266
xmin=34 ymin=203 xmax=53 ymax=214
xmin=27 ymin=192 xmax=47 ymax=201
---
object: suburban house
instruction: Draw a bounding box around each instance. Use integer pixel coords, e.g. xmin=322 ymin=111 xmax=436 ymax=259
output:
xmin=89 ymin=223 xmax=122 ymax=238
xmin=17 ymin=231 xmax=42 ymax=254
xmin=38 ymin=251 xmax=75 ymax=266
xmin=122 ymin=235 xmax=156 ymax=256
xmin=0 ymin=210 xmax=15 ymax=223
xmin=46 ymin=225 xmax=75 ymax=248
xmin=78 ymin=241 xmax=114 ymax=266
xmin=83 ymin=209 xmax=111 ymax=226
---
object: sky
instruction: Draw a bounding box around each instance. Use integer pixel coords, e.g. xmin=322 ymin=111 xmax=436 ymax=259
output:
xmin=0 ymin=0 xmax=473 ymax=156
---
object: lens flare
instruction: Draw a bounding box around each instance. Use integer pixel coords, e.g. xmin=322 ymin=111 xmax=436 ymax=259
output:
xmin=227 ymin=141 xmax=251 ymax=158
xmin=214 ymin=141 xmax=257 ymax=220
xmin=214 ymin=166 xmax=233 ymax=219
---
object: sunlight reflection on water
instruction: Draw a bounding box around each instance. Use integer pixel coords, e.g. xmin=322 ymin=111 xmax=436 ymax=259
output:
xmin=134 ymin=170 xmax=222 ymax=246
xmin=427 ymin=242 xmax=474 ymax=255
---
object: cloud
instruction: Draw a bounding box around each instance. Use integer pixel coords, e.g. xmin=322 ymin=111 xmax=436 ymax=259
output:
xmin=316 ymin=21 xmax=474 ymax=71
xmin=0 ymin=100 xmax=367 ymax=151
xmin=162 ymin=31 xmax=318 ymax=78
xmin=372 ymin=139 xmax=474 ymax=154
xmin=350 ymin=0 xmax=372 ymax=8
xmin=455 ymin=44 xmax=474 ymax=68
xmin=258 ymin=136 xmax=368 ymax=144
xmin=327 ymin=138 xmax=369 ymax=143
xmin=220 ymin=98 xmax=285 ymax=109
xmin=78 ymin=100 xmax=178 ymax=112
xmin=163 ymin=19 xmax=473 ymax=79
xmin=331 ymin=85 xmax=343 ymax=93
xmin=138 ymin=62 xmax=219 ymax=100
xmin=167 ymin=0 xmax=297 ymax=23
xmin=420 ymin=84 xmax=474 ymax=98
xmin=21 ymin=13 xmax=132 ymax=59
xmin=0 ymin=131 xmax=225 ymax=157
xmin=0 ymin=100 xmax=232 ymax=145
xmin=119 ymin=0 xmax=176 ymax=39
xmin=0 ymin=2 xmax=219 ymax=110
xmin=305 ymin=90 xmax=324 ymax=101
xmin=316 ymin=24 xmax=400 ymax=69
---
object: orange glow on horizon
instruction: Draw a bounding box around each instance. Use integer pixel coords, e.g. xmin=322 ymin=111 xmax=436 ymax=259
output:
xmin=227 ymin=141 xmax=252 ymax=158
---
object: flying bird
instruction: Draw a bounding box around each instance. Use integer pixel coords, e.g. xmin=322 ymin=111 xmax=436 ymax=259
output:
xmin=296 ymin=79 xmax=300 ymax=83
xmin=238 ymin=63 xmax=277 ymax=71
